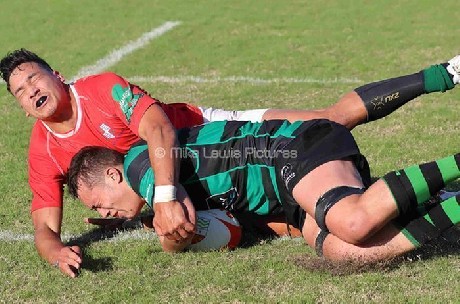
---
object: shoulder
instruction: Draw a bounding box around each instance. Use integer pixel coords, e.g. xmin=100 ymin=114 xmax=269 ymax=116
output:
xmin=75 ymin=72 xmax=129 ymax=88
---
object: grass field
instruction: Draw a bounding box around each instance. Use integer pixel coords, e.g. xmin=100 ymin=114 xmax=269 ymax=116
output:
xmin=0 ymin=0 xmax=459 ymax=303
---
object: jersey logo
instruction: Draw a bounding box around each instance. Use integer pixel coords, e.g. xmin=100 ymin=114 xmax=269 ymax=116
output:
xmin=280 ymin=163 xmax=296 ymax=189
xmin=100 ymin=124 xmax=115 ymax=139
xmin=206 ymin=187 xmax=238 ymax=211
xmin=111 ymin=84 xmax=144 ymax=122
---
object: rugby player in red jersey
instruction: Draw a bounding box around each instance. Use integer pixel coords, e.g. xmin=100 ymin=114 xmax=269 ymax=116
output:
xmin=1 ymin=48 xmax=459 ymax=277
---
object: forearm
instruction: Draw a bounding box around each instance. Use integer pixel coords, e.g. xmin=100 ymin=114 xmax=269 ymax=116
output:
xmin=32 ymin=207 xmax=82 ymax=277
xmin=146 ymin=124 xmax=179 ymax=187
xmin=138 ymin=105 xmax=195 ymax=239
xmin=34 ymin=226 xmax=65 ymax=265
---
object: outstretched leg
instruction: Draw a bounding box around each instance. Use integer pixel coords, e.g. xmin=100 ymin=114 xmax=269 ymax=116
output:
xmin=263 ymin=55 xmax=460 ymax=129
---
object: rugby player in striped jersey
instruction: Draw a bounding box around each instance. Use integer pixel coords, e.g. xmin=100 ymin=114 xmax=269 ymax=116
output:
xmin=68 ymin=118 xmax=460 ymax=262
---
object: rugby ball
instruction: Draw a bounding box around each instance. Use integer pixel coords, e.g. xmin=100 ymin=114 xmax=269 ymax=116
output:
xmin=187 ymin=209 xmax=242 ymax=251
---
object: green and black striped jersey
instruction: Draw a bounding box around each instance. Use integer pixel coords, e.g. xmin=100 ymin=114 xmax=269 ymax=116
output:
xmin=124 ymin=120 xmax=303 ymax=216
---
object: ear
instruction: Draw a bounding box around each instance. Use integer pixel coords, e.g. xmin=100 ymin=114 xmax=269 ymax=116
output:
xmin=53 ymin=70 xmax=66 ymax=82
xmin=105 ymin=167 xmax=123 ymax=184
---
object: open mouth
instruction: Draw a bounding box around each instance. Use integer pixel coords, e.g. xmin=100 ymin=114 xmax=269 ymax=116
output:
xmin=36 ymin=96 xmax=47 ymax=108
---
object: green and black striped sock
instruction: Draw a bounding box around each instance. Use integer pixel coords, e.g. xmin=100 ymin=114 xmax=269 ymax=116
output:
xmin=382 ymin=154 xmax=460 ymax=215
xmin=398 ymin=195 xmax=460 ymax=247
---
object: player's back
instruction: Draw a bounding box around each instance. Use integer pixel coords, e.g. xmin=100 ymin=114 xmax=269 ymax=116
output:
xmin=125 ymin=120 xmax=304 ymax=216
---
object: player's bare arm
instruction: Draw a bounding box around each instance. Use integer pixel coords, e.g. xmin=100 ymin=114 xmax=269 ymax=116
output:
xmin=138 ymin=103 xmax=196 ymax=241
xmin=32 ymin=207 xmax=82 ymax=278
xmin=157 ymin=185 xmax=196 ymax=252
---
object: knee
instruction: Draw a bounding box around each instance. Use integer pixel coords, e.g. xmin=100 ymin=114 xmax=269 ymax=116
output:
xmin=332 ymin=210 xmax=375 ymax=245
xmin=328 ymin=91 xmax=367 ymax=129
xmin=315 ymin=186 xmax=367 ymax=243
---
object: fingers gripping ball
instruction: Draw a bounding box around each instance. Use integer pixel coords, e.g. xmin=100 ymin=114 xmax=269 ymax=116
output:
xmin=187 ymin=209 xmax=242 ymax=251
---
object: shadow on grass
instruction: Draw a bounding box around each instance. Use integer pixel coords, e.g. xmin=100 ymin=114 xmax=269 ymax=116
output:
xmin=291 ymin=226 xmax=460 ymax=276
xmin=61 ymin=207 xmax=459 ymax=275
xmin=64 ymin=218 xmax=147 ymax=273
xmin=65 ymin=228 xmax=119 ymax=273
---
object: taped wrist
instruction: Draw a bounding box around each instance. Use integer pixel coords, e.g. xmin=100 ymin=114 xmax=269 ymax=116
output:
xmin=153 ymin=185 xmax=177 ymax=203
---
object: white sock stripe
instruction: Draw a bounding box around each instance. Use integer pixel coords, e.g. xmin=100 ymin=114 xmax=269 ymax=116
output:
xmin=70 ymin=21 xmax=182 ymax=81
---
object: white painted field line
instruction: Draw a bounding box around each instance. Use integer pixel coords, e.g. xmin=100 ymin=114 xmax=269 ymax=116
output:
xmin=0 ymin=229 xmax=157 ymax=243
xmin=0 ymin=229 xmax=304 ymax=244
xmin=71 ymin=21 xmax=182 ymax=81
xmin=1 ymin=75 xmax=363 ymax=86
xmin=0 ymin=230 xmax=34 ymax=241
xmin=128 ymin=75 xmax=363 ymax=84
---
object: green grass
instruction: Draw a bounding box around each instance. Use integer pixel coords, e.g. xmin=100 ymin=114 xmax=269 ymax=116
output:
xmin=0 ymin=0 xmax=459 ymax=302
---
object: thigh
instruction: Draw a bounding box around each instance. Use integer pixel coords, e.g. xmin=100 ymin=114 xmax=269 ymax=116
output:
xmin=302 ymin=212 xmax=321 ymax=248
xmin=292 ymin=159 xmax=364 ymax=216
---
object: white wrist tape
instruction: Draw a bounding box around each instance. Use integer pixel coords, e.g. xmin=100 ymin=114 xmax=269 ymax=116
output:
xmin=153 ymin=185 xmax=177 ymax=203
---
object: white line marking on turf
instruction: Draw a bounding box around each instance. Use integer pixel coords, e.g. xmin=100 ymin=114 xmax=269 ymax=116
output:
xmin=0 ymin=229 xmax=303 ymax=243
xmin=0 ymin=230 xmax=34 ymax=241
xmin=1 ymin=75 xmax=363 ymax=86
xmin=127 ymin=75 xmax=363 ymax=84
xmin=71 ymin=21 xmax=182 ymax=81
xmin=0 ymin=229 xmax=158 ymax=242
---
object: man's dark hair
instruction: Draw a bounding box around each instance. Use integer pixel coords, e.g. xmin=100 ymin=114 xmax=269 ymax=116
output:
xmin=0 ymin=48 xmax=53 ymax=92
xmin=67 ymin=146 xmax=124 ymax=198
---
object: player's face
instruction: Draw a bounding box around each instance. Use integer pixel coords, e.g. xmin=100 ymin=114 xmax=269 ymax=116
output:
xmin=77 ymin=179 xmax=145 ymax=219
xmin=8 ymin=62 xmax=68 ymax=121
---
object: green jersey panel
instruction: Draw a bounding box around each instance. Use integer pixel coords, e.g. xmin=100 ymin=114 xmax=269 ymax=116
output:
xmin=125 ymin=120 xmax=303 ymax=215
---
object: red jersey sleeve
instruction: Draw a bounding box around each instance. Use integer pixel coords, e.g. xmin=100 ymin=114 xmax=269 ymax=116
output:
xmin=86 ymin=72 xmax=159 ymax=135
xmin=29 ymin=125 xmax=64 ymax=212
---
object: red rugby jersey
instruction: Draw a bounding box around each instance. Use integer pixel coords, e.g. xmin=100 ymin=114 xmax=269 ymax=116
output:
xmin=28 ymin=72 xmax=203 ymax=211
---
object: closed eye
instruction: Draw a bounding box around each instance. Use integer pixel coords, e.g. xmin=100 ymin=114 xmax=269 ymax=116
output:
xmin=16 ymin=88 xmax=25 ymax=98
xmin=31 ymin=74 xmax=40 ymax=83
xmin=13 ymin=72 xmax=39 ymax=97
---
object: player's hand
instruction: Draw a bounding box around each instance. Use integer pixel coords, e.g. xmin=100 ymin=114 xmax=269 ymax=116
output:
xmin=54 ymin=245 xmax=82 ymax=278
xmin=153 ymin=200 xmax=195 ymax=241
xmin=84 ymin=217 xmax=127 ymax=230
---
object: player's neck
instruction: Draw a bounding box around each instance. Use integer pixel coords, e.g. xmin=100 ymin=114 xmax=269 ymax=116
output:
xmin=42 ymin=85 xmax=78 ymax=134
